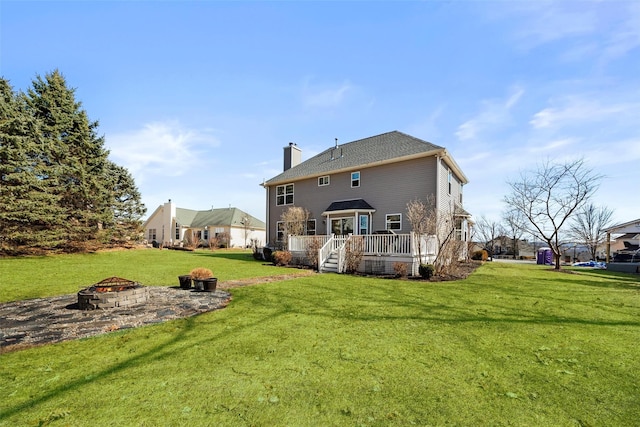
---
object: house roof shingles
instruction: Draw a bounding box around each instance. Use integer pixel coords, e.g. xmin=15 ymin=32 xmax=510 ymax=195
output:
xmin=264 ymin=130 xmax=468 ymax=186
xmin=324 ymin=199 xmax=375 ymax=212
xmin=175 ymin=207 xmax=265 ymax=229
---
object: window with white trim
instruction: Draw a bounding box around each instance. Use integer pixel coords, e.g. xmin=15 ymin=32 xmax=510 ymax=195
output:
xmin=318 ymin=175 xmax=329 ymax=186
xmin=351 ymin=171 xmax=360 ymax=187
xmin=175 ymin=223 xmax=180 ymax=240
xmin=306 ymin=219 xmax=316 ymax=235
xmin=148 ymin=228 xmax=156 ymax=241
xmin=276 ymin=221 xmax=285 ymax=242
xmin=277 ymin=219 xmax=317 ymax=241
xmin=459 ymin=183 xmax=463 ymax=204
xmin=386 ymin=213 xmax=402 ymax=230
xmin=276 ymin=183 xmax=294 ymax=206
xmin=448 ymin=169 xmax=452 ymax=195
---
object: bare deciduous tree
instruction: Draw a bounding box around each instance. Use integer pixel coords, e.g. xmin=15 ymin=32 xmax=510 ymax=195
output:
xmin=241 ymin=215 xmax=252 ymax=249
xmin=280 ymin=206 xmax=310 ymax=250
xmin=406 ymin=196 xmax=465 ymax=275
xmin=568 ymin=203 xmax=614 ymax=261
xmin=503 ymin=209 xmax=527 ymax=259
xmin=503 ymin=158 xmax=601 ymax=270
xmin=475 ymin=215 xmax=504 ymax=261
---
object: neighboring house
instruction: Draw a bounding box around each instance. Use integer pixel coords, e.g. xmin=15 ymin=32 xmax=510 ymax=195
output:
xmin=602 ymin=219 xmax=640 ymax=273
xmin=262 ymin=131 xmax=471 ymax=274
xmin=143 ymin=200 xmax=266 ymax=248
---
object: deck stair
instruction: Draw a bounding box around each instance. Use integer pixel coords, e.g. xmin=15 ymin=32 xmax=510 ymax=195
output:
xmin=321 ymin=251 xmax=339 ymax=273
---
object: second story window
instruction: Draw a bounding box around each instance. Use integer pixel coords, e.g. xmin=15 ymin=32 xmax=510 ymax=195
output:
xmin=351 ymin=171 xmax=360 ymax=188
xmin=276 ymin=183 xmax=294 ymax=206
xmin=318 ymin=175 xmax=330 ymax=186
xmin=459 ymin=183 xmax=463 ymax=204
xmin=448 ymin=170 xmax=452 ymax=195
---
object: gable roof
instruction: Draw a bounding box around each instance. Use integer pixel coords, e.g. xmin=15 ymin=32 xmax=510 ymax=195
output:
xmin=325 ymin=198 xmax=375 ymax=212
xmin=175 ymin=207 xmax=265 ymax=229
xmin=264 ymin=131 xmax=468 ymax=186
xmin=603 ymin=219 xmax=640 ymax=234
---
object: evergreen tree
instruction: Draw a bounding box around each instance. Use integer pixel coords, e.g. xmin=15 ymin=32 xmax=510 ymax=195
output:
xmin=0 ymin=78 xmax=66 ymax=253
xmin=23 ymin=70 xmax=112 ymax=247
xmin=102 ymin=160 xmax=147 ymax=243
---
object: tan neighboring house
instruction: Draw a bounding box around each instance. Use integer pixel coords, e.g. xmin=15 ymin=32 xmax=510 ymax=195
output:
xmin=261 ymin=131 xmax=471 ymax=274
xmin=143 ymin=200 xmax=266 ymax=248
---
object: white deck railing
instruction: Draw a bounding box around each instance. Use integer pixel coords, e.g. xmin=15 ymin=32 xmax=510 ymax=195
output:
xmin=290 ymin=233 xmax=436 ymax=256
xmin=289 ymin=233 xmax=438 ymax=274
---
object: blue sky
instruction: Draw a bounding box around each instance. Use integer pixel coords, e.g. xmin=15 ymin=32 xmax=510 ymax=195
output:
xmin=2 ymin=1 xmax=639 ymax=225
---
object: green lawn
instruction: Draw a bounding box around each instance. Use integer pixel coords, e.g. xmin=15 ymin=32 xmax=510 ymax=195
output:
xmin=1 ymin=251 xmax=639 ymax=426
xmin=0 ymin=248 xmax=285 ymax=303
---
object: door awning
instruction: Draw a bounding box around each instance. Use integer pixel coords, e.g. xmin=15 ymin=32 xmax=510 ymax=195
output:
xmin=322 ymin=199 xmax=376 ymax=216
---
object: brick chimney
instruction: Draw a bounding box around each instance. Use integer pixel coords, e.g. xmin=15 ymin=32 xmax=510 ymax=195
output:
xmin=283 ymin=142 xmax=301 ymax=171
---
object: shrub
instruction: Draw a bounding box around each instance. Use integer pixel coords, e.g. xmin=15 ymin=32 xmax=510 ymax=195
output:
xmin=272 ymin=250 xmax=292 ymax=266
xmin=393 ymin=262 xmax=408 ymax=278
xmin=304 ymin=237 xmax=324 ymax=271
xmin=471 ymin=250 xmax=489 ymax=261
xmin=419 ymin=264 xmax=435 ymax=279
xmin=344 ymin=236 xmax=364 ymax=273
xmin=189 ymin=267 xmax=213 ymax=279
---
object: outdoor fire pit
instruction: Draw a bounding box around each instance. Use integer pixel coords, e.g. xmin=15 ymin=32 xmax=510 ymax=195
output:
xmin=77 ymin=277 xmax=150 ymax=310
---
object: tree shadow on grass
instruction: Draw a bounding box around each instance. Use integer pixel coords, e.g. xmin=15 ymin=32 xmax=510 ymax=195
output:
xmin=262 ymin=278 xmax=640 ymax=329
xmin=0 ymin=307 xmax=288 ymax=423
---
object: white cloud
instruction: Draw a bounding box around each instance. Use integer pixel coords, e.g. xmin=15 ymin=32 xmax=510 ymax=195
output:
xmin=514 ymin=3 xmax=597 ymax=47
xmin=107 ymin=121 xmax=221 ymax=181
xmin=455 ymin=86 xmax=524 ymax=141
xmin=301 ymin=78 xmax=354 ymax=108
xmin=530 ymin=97 xmax=639 ymax=129
xmin=408 ymin=106 xmax=444 ymax=141
xmin=600 ymin=2 xmax=640 ymax=62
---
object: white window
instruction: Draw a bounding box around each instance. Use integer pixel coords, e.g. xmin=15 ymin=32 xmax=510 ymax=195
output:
xmin=359 ymin=215 xmax=369 ymax=235
xmin=148 ymin=228 xmax=156 ymax=241
xmin=276 ymin=221 xmax=285 ymax=241
xmin=459 ymin=183 xmax=463 ymax=204
xmin=386 ymin=214 xmax=402 ymax=230
xmin=203 ymin=229 xmax=209 ymax=240
xmin=277 ymin=220 xmax=316 ymax=241
xmin=306 ymin=219 xmax=316 ymax=235
xmin=448 ymin=169 xmax=452 ymax=195
xmin=351 ymin=171 xmax=360 ymax=188
xmin=318 ymin=176 xmax=330 ymax=186
xmin=276 ymin=183 xmax=294 ymax=206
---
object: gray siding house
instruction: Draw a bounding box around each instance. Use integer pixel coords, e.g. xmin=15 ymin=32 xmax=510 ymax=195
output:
xmin=262 ymin=131 xmax=471 ymax=273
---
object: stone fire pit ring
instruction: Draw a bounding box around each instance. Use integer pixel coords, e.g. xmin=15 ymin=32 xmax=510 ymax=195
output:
xmin=77 ymin=277 xmax=150 ymax=310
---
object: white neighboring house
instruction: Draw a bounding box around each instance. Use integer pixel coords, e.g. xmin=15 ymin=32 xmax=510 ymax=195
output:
xmin=143 ymin=200 xmax=266 ymax=248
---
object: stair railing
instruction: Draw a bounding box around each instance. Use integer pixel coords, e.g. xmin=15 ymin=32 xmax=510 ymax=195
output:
xmin=318 ymin=234 xmax=335 ymax=271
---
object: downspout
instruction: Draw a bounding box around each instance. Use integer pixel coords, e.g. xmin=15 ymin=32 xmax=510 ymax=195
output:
xmin=264 ymin=182 xmax=270 ymax=244
xmin=435 ymin=154 xmax=442 ymax=233
xmin=435 ymin=155 xmax=442 ymax=212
